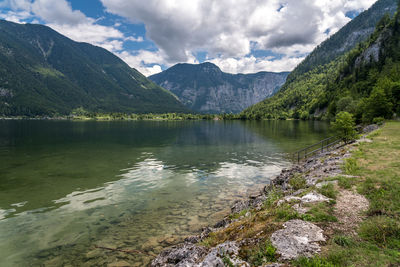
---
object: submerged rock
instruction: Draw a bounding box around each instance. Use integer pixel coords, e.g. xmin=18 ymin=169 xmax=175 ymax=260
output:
xmin=271 ymin=220 xmax=325 ymax=260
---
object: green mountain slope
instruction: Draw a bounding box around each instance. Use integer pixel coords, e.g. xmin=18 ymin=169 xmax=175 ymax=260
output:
xmin=0 ymin=20 xmax=187 ymax=116
xmin=149 ymin=62 xmax=289 ymax=114
xmin=286 ymin=0 xmax=398 ymax=83
xmin=242 ymin=0 xmax=399 ymax=121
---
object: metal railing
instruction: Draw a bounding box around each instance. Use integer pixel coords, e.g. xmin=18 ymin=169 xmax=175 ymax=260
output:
xmin=292 ymin=136 xmax=342 ymax=163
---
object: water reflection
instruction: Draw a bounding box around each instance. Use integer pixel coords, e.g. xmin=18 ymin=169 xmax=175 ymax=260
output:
xmin=0 ymin=120 xmax=330 ymax=266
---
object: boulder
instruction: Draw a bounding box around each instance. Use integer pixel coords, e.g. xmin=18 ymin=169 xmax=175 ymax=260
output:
xmin=198 ymin=241 xmax=249 ymax=267
xmin=150 ymin=243 xmax=208 ymax=267
xmin=271 ymin=220 xmax=325 ymax=260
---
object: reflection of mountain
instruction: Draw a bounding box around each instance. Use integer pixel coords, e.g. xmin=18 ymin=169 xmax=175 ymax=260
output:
xmin=0 ymin=120 xmax=330 ymax=219
xmin=154 ymin=121 xmax=286 ymax=173
xmin=0 ymin=120 xmax=180 ymax=215
xmin=241 ymin=120 xmax=332 ymax=152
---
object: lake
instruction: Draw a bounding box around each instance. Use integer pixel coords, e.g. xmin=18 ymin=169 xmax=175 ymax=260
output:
xmin=0 ymin=120 xmax=330 ymax=266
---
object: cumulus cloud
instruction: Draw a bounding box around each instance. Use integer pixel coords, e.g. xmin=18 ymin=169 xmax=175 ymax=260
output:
xmin=208 ymin=55 xmax=304 ymax=74
xmin=1 ymin=0 xmax=377 ymax=75
xmin=100 ymin=0 xmax=377 ymax=74
xmin=0 ymin=0 xmax=136 ymax=53
xmin=117 ymin=49 xmax=198 ymax=76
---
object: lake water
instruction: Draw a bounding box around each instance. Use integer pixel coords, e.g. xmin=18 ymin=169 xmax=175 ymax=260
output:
xmin=0 ymin=120 xmax=330 ymax=266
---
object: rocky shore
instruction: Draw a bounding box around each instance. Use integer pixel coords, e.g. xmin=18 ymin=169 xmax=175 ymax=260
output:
xmin=150 ymin=125 xmax=378 ymax=267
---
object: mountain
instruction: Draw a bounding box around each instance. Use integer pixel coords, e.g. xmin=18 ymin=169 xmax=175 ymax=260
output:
xmin=242 ymin=0 xmax=398 ymax=120
xmin=0 ymin=20 xmax=188 ymax=116
xmin=149 ymin=62 xmax=289 ymax=114
xmin=286 ymin=0 xmax=398 ymax=83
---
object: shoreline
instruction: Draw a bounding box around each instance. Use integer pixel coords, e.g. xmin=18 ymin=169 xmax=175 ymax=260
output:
xmin=150 ymin=124 xmax=381 ymax=266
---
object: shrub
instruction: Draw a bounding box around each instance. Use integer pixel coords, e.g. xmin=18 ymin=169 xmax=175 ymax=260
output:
xmin=331 ymin=112 xmax=357 ymax=143
xmin=372 ymin=117 xmax=385 ymax=125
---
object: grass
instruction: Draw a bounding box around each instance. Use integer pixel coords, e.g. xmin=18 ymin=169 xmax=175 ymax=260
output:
xmin=289 ymin=174 xmax=308 ymax=190
xmin=317 ymin=183 xmax=338 ymax=199
xmin=301 ymin=202 xmax=338 ymax=223
xmin=296 ymin=121 xmax=400 ymax=266
xmin=229 ymin=209 xmax=250 ymax=220
xmin=239 ymin=240 xmax=277 ymax=266
xmin=198 ymin=123 xmax=399 ymax=267
xmin=336 ymin=176 xmax=357 ymax=189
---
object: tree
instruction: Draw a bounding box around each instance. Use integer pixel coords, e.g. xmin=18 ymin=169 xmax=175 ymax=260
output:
xmin=363 ymin=86 xmax=393 ymax=122
xmin=331 ymin=112 xmax=357 ymax=143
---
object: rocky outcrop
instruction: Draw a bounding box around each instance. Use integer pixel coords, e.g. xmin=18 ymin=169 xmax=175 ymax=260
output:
xmin=149 ymin=63 xmax=289 ymax=114
xmin=270 ymin=220 xmax=325 ymax=260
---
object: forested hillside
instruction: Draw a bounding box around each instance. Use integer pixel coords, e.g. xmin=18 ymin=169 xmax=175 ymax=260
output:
xmin=242 ymin=0 xmax=400 ymax=123
xmin=286 ymin=0 xmax=397 ymax=83
xmin=0 ymin=20 xmax=187 ymax=116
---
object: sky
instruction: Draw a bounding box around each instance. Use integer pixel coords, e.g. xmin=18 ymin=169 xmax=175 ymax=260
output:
xmin=0 ymin=0 xmax=377 ymax=76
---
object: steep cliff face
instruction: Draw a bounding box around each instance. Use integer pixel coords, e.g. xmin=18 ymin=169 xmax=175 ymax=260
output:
xmin=150 ymin=63 xmax=289 ymax=114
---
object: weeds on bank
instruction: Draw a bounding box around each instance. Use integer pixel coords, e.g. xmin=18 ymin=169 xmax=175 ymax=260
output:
xmin=229 ymin=209 xmax=250 ymax=220
xmin=289 ymin=174 xmax=308 ymax=190
xmin=344 ymin=158 xmax=360 ymax=175
xmin=239 ymin=240 xmax=277 ymax=266
xmin=301 ymin=202 xmax=338 ymax=223
xmin=317 ymin=183 xmax=337 ymax=199
xmin=295 ymin=122 xmax=400 ymax=267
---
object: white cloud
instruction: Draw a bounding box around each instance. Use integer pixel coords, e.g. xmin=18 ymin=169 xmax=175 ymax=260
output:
xmin=1 ymin=0 xmax=378 ymax=75
xmin=116 ymin=49 xmax=198 ymax=76
xmin=0 ymin=10 xmax=31 ymax=23
xmin=208 ymin=55 xmax=304 ymax=74
xmin=101 ymin=0 xmax=377 ymax=73
xmin=0 ymin=0 xmax=142 ymax=54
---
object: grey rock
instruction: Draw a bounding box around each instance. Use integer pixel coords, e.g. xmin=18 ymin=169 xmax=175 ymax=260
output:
xmin=150 ymin=243 xmax=208 ymax=267
xmin=271 ymin=220 xmax=325 ymax=260
xmin=198 ymin=241 xmax=249 ymax=267
xmin=149 ymin=62 xmax=289 ymax=114
xmin=362 ymin=124 xmax=379 ymax=133
xmin=300 ymin=192 xmax=331 ymax=203
xmin=231 ymin=200 xmax=250 ymax=213
xmin=278 ymin=192 xmax=331 ymax=206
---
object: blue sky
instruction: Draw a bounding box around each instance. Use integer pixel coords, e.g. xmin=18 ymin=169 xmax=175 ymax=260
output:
xmin=0 ymin=0 xmax=376 ymax=76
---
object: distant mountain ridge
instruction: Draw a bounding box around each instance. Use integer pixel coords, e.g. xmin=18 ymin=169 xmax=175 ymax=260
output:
xmin=0 ymin=20 xmax=187 ymax=116
xmin=149 ymin=62 xmax=289 ymax=114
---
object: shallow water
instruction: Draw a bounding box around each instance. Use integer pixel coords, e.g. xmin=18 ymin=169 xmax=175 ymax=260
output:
xmin=0 ymin=120 xmax=330 ymax=266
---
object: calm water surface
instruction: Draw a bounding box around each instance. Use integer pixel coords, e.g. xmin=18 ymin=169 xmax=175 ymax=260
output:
xmin=0 ymin=120 xmax=330 ymax=266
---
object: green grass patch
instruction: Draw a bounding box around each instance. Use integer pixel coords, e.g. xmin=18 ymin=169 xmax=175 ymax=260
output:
xmin=305 ymin=122 xmax=400 ymax=266
xmin=358 ymin=216 xmax=400 ymax=249
xmin=317 ymin=183 xmax=337 ymax=199
xmin=336 ymin=176 xmax=357 ymax=189
xmin=301 ymin=202 xmax=338 ymax=223
xmin=289 ymin=174 xmax=308 ymax=190
xmin=293 ymin=256 xmax=338 ymax=267
xmin=344 ymin=157 xmax=360 ymax=175
xmin=263 ymin=187 xmax=284 ymax=208
xmin=229 ymin=209 xmax=250 ymax=220
xmin=332 ymin=235 xmax=354 ymax=247
xmin=222 ymin=256 xmax=234 ymax=267
xmin=240 ymin=240 xmax=277 ymax=266
xmin=275 ymin=204 xmax=300 ymax=221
